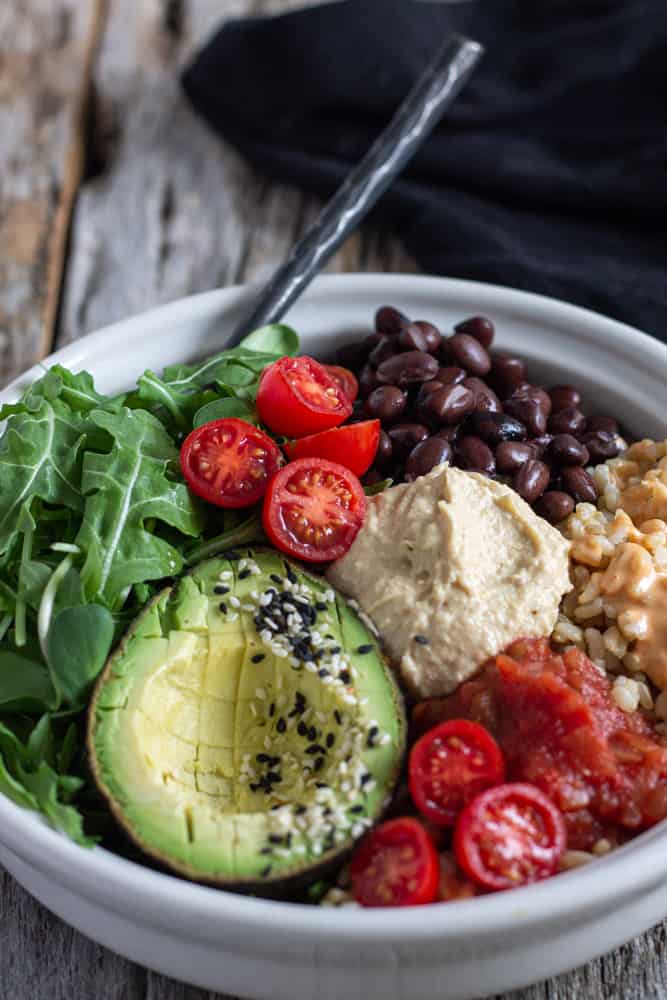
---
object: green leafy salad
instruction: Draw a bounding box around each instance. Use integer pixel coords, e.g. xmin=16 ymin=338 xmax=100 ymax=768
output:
xmin=0 ymin=324 xmax=299 ymax=844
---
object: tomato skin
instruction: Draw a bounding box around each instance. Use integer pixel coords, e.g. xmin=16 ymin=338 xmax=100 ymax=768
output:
xmin=453 ymin=783 xmax=567 ymax=891
xmin=409 ymin=720 xmax=505 ymax=828
xmin=257 ymin=356 xmax=353 ymax=438
xmin=180 ymin=418 xmax=282 ymax=509
xmin=350 ymin=817 xmax=439 ymax=907
xmin=284 ymin=420 xmax=380 ymax=477
xmin=262 ymin=457 xmax=366 ymax=563
xmin=324 ymin=364 xmax=359 ymax=403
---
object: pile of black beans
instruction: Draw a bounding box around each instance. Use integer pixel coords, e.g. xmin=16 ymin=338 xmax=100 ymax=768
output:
xmin=338 ymin=306 xmax=625 ymax=525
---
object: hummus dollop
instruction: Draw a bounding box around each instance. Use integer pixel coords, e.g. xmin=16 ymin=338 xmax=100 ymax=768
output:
xmin=327 ymin=464 xmax=571 ymax=698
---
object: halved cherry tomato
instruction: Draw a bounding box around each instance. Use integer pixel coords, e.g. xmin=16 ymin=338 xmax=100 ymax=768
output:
xmin=263 ymin=458 xmax=365 ymax=562
xmin=324 ymin=364 xmax=359 ymax=403
xmin=284 ymin=420 xmax=380 ymax=477
xmin=453 ymin=783 xmax=567 ymax=891
xmin=409 ymin=720 xmax=505 ymax=828
xmin=180 ymin=418 xmax=282 ymax=509
xmin=257 ymin=356 xmax=353 ymax=438
xmin=350 ymin=817 xmax=439 ymax=907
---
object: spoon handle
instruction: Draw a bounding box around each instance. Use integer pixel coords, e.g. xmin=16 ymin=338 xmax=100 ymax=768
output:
xmin=227 ymin=33 xmax=483 ymax=345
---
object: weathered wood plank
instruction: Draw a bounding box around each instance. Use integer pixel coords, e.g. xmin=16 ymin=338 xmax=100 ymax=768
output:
xmin=56 ymin=0 xmax=414 ymax=347
xmin=0 ymin=0 xmax=104 ymax=386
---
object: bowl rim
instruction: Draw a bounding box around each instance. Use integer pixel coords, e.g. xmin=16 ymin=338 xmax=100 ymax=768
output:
xmin=2 ymin=271 xmax=667 ymax=947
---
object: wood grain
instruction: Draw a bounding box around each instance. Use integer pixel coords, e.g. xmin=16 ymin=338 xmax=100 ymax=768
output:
xmin=0 ymin=0 xmax=105 ymax=386
xmin=2 ymin=1 xmax=666 ymax=999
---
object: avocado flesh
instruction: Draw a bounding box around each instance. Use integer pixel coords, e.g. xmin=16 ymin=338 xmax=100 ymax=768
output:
xmin=89 ymin=549 xmax=405 ymax=887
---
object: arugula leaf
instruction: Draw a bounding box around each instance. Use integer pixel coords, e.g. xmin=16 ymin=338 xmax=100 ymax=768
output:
xmin=0 ymin=401 xmax=84 ymax=560
xmin=193 ymin=398 xmax=257 ymax=427
xmin=47 ymin=605 xmax=114 ymax=706
xmin=237 ymin=323 xmax=299 ymax=356
xmin=76 ymin=407 xmax=203 ymax=605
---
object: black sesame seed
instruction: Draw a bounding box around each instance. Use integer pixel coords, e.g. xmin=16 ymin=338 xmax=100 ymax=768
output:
xmin=308 ymin=726 xmax=317 ymax=741
xmin=269 ymin=702 xmax=275 ymax=717
xmin=267 ymin=771 xmax=282 ymax=783
xmin=315 ymin=781 xmax=329 ymax=789
xmin=305 ymin=745 xmax=321 ymax=755
xmin=214 ymin=585 xmax=230 ymax=595
xmin=251 ymin=653 xmax=266 ymax=663
xmin=349 ymin=805 xmax=364 ymax=814
xmin=318 ymin=668 xmax=329 ymax=678
xmin=276 ymin=718 xmax=287 ymax=734
xmin=261 ymin=865 xmax=272 ymax=877
xmin=414 ymin=634 xmax=429 ymax=645
xmin=297 ymin=721 xmax=308 ymax=737
xmin=256 ymin=753 xmax=270 ymax=763
xmin=249 ymin=783 xmax=260 ymax=792
xmin=219 ymin=602 xmax=228 ymax=614
xmin=326 ymin=733 xmax=335 ymax=748
xmin=287 ymin=567 xmax=298 ymax=584
xmin=269 ymin=756 xmax=280 ymax=767
xmin=260 ymin=846 xmax=273 ymax=855
xmin=314 ymin=757 xmax=325 ymax=772
xmin=334 ymin=710 xmax=342 ymax=725
xmin=270 ymin=804 xmax=281 ymax=811
xmin=221 ymin=550 xmax=241 ymax=561
xmin=285 ymin=833 xmax=293 ymax=847
xmin=340 ymin=671 xmax=351 ymax=684
xmin=328 ymin=645 xmax=341 ymax=655
xmin=357 ymin=644 xmax=373 ymax=655
xmin=325 ymin=633 xmax=335 ymax=640
xmin=270 ymin=574 xmax=282 ymax=584
xmin=323 ymin=807 xmax=333 ymax=817
xmin=239 ymin=568 xmax=251 ymax=580
xmin=315 ymin=601 xmax=327 ymax=612
xmin=295 ymin=804 xmax=307 ymax=815
xmin=360 ymin=773 xmax=372 ymax=786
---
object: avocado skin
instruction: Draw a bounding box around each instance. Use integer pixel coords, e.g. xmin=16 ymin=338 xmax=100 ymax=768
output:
xmin=87 ymin=548 xmax=406 ymax=895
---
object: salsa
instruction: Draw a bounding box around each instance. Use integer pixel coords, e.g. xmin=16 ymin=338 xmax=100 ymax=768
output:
xmin=413 ymin=638 xmax=667 ymax=850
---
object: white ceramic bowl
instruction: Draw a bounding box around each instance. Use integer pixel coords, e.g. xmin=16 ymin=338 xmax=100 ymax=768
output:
xmin=2 ymin=274 xmax=667 ymax=1000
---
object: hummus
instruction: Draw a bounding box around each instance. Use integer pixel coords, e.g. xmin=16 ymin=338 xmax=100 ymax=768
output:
xmin=327 ymin=464 xmax=571 ymax=698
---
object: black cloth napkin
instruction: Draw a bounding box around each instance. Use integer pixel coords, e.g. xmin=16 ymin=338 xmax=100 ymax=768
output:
xmin=182 ymin=0 xmax=667 ymax=337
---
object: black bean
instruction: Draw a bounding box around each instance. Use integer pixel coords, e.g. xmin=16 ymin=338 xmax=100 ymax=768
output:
xmin=463 ymin=377 xmax=501 ymax=414
xmin=375 ymin=305 xmax=409 ymax=336
xmin=348 ymin=399 xmax=367 ymax=424
xmin=405 ymin=437 xmax=452 ymax=481
xmin=549 ymin=385 xmax=582 ymax=413
xmin=547 ymin=407 xmax=587 ymax=436
xmin=436 ymin=366 xmax=466 ymax=385
xmin=388 ymin=423 xmax=430 ymax=460
xmin=524 ymin=385 xmax=552 ymax=417
xmin=375 ymin=429 xmax=393 ymax=466
xmin=456 ymin=436 xmax=496 ymax=475
xmin=534 ymin=491 xmax=575 ymax=524
xmin=531 ymin=435 xmax=553 ymax=457
xmin=362 ymin=467 xmax=384 ymax=487
xmin=586 ymin=415 xmax=620 ymax=435
xmin=368 ymin=336 xmax=397 ymax=368
xmin=561 ymin=466 xmax=599 ymax=503
xmin=365 ymin=385 xmax=407 ymax=424
xmin=513 ymin=459 xmax=550 ymax=503
xmin=581 ymin=430 xmax=622 ymax=464
xmin=549 ymin=434 xmax=590 ymax=466
xmin=503 ymin=391 xmax=548 ymax=436
xmin=433 ymin=426 xmax=461 ymax=444
xmin=363 ymin=332 xmax=383 ymax=353
xmin=411 ymin=320 xmax=443 ymax=353
xmin=377 ymin=351 xmax=439 ymax=387
xmin=423 ymin=384 xmax=475 ymax=425
xmin=398 ymin=324 xmax=430 ymax=353
xmin=491 ymin=354 xmax=527 ymax=396
xmin=454 ymin=316 xmax=495 ymax=349
xmin=495 ymin=441 xmax=536 ymax=474
xmin=336 ymin=342 xmax=367 ymax=370
xmin=446 ymin=333 xmax=492 ymax=376
xmin=468 ymin=411 xmax=527 ymax=445
xmin=358 ymin=364 xmax=380 ymax=398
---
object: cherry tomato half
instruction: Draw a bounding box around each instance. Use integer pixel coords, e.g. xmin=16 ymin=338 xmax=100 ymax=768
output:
xmin=453 ymin=783 xmax=567 ymax=891
xmin=257 ymin=356 xmax=353 ymax=438
xmin=324 ymin=364 xmax=359 ymax=403
xmin=262 ymin=458 xmax=366 ymax=562
xmin=409 ymin=720 xmax=505 ymax=828
xmin=350 ymin=817 xmax=439 ymax=907
xmin=284 ymin=420 xmax=380 ymax=478
xmin=180 ymin=418 xmax=282 ymax=509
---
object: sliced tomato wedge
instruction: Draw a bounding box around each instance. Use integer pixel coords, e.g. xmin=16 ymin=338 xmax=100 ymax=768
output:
xmin=324 ymin=364 xmax=359 ymax=403
xmin=409 ymin=720 xmax=505 ymax=828
xmin=453 ymin=783 xmax=567 ymax=891
xmin=180 ymin=418 xmax=282 ymax=508
xmin=350 ymin=817 xmax=439 ymax=907
xmin=257 ymin=356 xmax=353 ymax=438
xmin=284 ymin=420 xmax=380 ymax=477
xmin=262 ymin=458 xmax=366 ymax=562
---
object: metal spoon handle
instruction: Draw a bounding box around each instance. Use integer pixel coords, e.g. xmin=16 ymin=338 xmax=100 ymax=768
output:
xmin=228 ymin=33 xmax=483 ymax=344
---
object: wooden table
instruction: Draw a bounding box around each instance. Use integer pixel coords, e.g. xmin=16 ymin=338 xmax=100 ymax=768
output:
xmin=1 ymin=2 xmax=665 ymax=997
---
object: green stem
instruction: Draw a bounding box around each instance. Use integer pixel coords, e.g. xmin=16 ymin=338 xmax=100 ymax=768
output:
xmin=14 ymin=517 xmax=35 ymax=648
xmin=185 ymin=515 xmax=264 ymax=566
xmin=0 ymin=614 xmax=11 ymax=643
xmin=37 ymin=553 xmax=74 ymax=710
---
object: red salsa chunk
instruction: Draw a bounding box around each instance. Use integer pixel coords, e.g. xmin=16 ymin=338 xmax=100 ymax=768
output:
xmin=413 ymin=638 xmax=667 ymax=850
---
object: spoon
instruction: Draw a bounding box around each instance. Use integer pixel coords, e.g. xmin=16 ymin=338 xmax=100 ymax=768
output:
xmin=227 ymin=33 xmax=484 ymax=346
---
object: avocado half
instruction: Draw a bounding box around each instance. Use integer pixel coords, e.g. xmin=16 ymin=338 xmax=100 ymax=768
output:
xmin=88 ymin=548 xmax=406 ymax=892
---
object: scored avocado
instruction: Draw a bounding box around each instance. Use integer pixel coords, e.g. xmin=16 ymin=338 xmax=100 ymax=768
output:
xmin=88 ymin=548 xmax=406 ymax=891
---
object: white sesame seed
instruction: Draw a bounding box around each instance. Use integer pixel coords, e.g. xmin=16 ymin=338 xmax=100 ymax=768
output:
xmin=255 ymin=688 xmax=266 ymax=700
xmin=264 ymin=736 xmax=271 ymax=750
xmin=242 ymin=604 xmax=255 ymax=612
xmin=227 ymin=613 xmax=238 ymax=622
xmin=250 ymin=703 xmax=257 ymax=716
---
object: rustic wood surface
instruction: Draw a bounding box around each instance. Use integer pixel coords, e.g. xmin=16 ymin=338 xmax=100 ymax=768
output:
xmin=0 ymin=1 xmax=664 ymax=997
